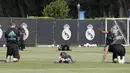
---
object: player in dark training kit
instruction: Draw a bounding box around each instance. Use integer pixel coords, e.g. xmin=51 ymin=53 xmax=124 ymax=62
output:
xmin=98 ymin=28 xmax=116 ymax=61
xmin=18 ymin=23 xmax=26 ymax=51
xmin=98 ymin=28 xmax=126 ymax=64
xmin=98 ymin=28 xmax=116 ymax=54
xmin=55 ymin=52 xmax=75 ymax=64
xmin=5 ymin=22 xmax=20 ymax=62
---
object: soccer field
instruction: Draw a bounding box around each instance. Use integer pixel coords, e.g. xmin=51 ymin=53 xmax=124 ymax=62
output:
xmin=0 ymin=47 xmax=130 ymax=73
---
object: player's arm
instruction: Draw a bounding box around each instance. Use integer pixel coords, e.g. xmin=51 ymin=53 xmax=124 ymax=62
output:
xmin=98 ymin=28 xmax=108 ymax=34
xmin=17 ymin=29 xmax=21 ymax=41
xmin=17 ymin=29 xmax=20 ymax=37
xmin=23 ymin=30 xmax=26 ymax=35
xmin=5 ymin=31 xmax=7 ymax=38
xmin=113 ymin=33 xmax=117 ymax=41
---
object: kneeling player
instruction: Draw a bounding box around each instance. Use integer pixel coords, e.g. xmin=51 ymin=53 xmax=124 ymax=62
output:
xmin=103 ymin=44 xmax=125 ymax=64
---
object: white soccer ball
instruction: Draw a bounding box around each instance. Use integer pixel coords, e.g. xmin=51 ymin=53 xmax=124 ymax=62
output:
xmin=113 ymin=58 xmax=118 ymax=63
xmin=3 ymin=44 xmax=6 ymax=47
xmin=78 ymin=45 xmax=81 ymax=47
xmin=51 ymin=44 xmax=55 ymax=47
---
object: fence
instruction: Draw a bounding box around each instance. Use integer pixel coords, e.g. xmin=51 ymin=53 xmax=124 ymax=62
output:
xmin=0 ymin=17 xmax=129 ymax=46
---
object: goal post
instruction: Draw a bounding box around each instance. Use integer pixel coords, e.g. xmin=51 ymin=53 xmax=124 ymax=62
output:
xmin=105 ymin=18 xmax=130 ymax=46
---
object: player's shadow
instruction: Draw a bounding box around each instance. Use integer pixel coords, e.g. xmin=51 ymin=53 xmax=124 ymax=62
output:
xmin=0 ymin=60 xmax=6 ymax=62
xmin=125 ymin=62 xmax=130 ymax=64
xmin=105 ymin=61 xmax=130 ymax=64
xmin=104 ymin=62 xmax=113 ymax=63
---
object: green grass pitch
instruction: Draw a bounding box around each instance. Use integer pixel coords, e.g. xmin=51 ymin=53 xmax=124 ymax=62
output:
xmin=0 ymin=46 xmax=130 ymax=73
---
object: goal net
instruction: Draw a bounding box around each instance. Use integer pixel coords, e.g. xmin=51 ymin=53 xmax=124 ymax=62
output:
xmin=105 ymin=18 xmax=130 ymax=46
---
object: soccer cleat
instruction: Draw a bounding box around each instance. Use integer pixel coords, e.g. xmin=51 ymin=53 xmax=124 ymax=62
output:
xmin=13 ymin=58 xmax=19 ymax=62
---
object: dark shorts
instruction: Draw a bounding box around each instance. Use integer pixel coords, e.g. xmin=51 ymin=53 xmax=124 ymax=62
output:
xmin=104 ymin=44 xmax=109 ymax=49
xmin=109 ymin=44 xmax=125 ymax=59
xmin=6 ymin=44 xmax=20 ymax=59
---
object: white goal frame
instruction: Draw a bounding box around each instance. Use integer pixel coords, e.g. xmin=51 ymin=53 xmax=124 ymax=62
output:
xmin=105 ymin=18 xmax=130 ymax=46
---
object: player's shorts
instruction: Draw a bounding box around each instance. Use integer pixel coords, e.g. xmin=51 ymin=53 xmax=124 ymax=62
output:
xmin=109 ymin=44 xmax=125 ymax=59
xmin=104 ymin=44 xmax=109 ymax=49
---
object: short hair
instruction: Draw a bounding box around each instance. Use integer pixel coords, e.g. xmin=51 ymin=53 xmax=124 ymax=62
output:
xmin=60 ymin=52 xmax=68 ymax=57
xmin=9 ymin=21 xmax=16 ymax=26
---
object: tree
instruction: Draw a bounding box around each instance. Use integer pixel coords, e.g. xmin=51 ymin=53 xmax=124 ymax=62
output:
xmin=43 ymin=0 xmax=70 ymax=19
xmin=0 ymin=0 xmax=45 ymax=17
xmin=1 ymin=0 xmax=130 ymax=18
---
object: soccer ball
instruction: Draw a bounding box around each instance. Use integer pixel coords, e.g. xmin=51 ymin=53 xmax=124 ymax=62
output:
xmin=113 ymin=58 xmax=118 ymax=63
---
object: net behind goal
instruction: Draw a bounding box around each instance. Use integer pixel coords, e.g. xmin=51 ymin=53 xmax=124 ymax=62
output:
xmin=105 ymin=18 xmax=130 ymax=46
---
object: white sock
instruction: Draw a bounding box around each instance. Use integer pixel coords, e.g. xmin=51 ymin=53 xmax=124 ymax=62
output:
xmin=6 ymin=56 xmax=11 ymax=62
xmin=117 ymin=56 xmax=122 ymax=64
xmin=10 ymin=56 xmax=14 ymax=62
xmin=121 ymin=56 xmax=125 ymax=64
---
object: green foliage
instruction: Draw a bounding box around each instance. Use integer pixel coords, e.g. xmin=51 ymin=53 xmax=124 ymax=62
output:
xmin=43 ymin=0 xmax=70 ymax=19
xmin=27 ymin=16 xmax=55 ymax=19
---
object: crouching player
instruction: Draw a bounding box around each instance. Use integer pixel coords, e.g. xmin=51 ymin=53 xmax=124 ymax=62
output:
xmin=5 ymin=22 xmax=20 ymax=62
xmin=98 ymin=28 xmax=125 ymax=64
xmin=108 ymin=44 xmax=126 ymax=64
xmin=56 ymin=52 xmax=75 ymax=64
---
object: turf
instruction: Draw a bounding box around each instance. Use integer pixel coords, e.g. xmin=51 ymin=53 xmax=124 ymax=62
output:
xmin=0 ymin=46 xmax=130 ymax=73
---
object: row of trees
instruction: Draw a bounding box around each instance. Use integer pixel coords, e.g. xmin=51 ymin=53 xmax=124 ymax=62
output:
xmin=66 ymin=0 xmax=130 ymax=18
xmin=0 ymin=0 xmax=48 ymax=17
xmin=0 ymin=0 xmax=130 ymax=19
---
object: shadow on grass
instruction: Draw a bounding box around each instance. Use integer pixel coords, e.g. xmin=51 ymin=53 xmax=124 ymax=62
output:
xmin=104 ymin=62 xmax=113 ymax=63
xmin=105 ymin=61 xmax=130 ymax=64
xmin=125 ymin=62 xmax=130 ymax=64
xmin=0 ymin=60 xmax=6 ymax=62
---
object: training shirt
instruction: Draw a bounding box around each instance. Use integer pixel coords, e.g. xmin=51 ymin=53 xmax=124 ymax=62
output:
xmin=5 ymin=28 xmax=20 ymax=44
xmin=106 ymin=31 xmax=115 ymax=45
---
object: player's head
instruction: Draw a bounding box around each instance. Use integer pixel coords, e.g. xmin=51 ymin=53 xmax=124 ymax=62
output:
xmin=60 ymin=52 xmax=67 ymax=56
xmin=108 ymin=28 xmax=113 ymax=33
xmin=110 ymin=28 xmax=114 ymax=32
xmin=9 ymin=21 xmax=16 ymax=27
